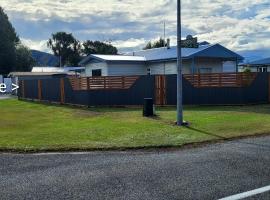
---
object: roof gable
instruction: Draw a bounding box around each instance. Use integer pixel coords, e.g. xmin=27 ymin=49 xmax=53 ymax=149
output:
xmin=249 ymin=57 xmax=270 ymax=65
xmin=192 ymin=44 xmax=243 ymax=60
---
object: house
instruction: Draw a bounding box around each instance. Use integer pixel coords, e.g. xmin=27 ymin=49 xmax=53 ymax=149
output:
xmin=9 ymin=67 xmax=85 ymax=81
xmin=79 ymin=43 xmax=244 ymax=77
xmin=241 ymin=57 xmax=270 ymax=72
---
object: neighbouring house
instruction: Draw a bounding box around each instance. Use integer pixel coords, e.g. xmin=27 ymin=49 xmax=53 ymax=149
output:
xmin=241 ymin=57 xmax=270 ymax=72
xmin=9 ymin=66 xmax=85 ymax=81
xmin=79 ymin=43 xmax=244 ymax=77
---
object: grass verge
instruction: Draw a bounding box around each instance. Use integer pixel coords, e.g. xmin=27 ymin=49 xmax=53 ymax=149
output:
xmin=0 ymin=99 xmax=270 ymax=152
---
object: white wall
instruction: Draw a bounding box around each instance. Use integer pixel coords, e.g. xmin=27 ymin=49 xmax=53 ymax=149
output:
xmin=148 ymin=60 xmax=191 ymax=75
xmin=222 ymin=61 xmax=237 ymax=72
xmin=84 ymin=58 xmax=237 ymax=77
xmin=85 ymin=61 xmax=108 ymax=76
xmin=148 ymin=58 xmax=233 ymax=75
xmin=195 ymin=58 xmax=224 ymax=73
xmin=107 ymin=63 xmax=146 ymax=76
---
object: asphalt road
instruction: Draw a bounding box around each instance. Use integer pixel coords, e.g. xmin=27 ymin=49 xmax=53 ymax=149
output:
xmin=1 ymin=136 xmax=270 ymax=200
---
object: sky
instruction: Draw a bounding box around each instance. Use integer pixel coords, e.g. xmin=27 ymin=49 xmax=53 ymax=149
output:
xmin=1 ymin=0 xmax=270 ymax=61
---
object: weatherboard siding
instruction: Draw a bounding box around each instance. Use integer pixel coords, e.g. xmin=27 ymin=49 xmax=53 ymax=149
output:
xmin=85 ymin=61 xmax=108 ymax=76
xmin=148 ymin=61 xmax=191 ymax=75
xmin=107 ymin=63 xmax=146 ymax=76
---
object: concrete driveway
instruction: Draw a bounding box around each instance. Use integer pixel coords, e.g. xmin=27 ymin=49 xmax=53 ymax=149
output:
xmin=0 ymin=95 xmax=12 ymax=100
xmin=1 ymin=136 xmax=270 ymax=200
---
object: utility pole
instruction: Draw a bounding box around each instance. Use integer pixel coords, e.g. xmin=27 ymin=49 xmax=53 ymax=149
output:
xmin=163 ymin=20 xmax=166 ymax=75
xmin=177 ymin=0 xmax=183 ymax=126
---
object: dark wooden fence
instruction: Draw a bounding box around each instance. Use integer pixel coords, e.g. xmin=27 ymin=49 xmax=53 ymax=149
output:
xmin=184 ymin=73 xmax=257 ymax=88
xmin=18 ymin=73 xmax=270 ymax=106
xmin=69 ymin=76 xmax=139 ymax=90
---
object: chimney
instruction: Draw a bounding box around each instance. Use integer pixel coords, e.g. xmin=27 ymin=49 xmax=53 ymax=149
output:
xmin=167 ymin=38 xmax=170 ymax=49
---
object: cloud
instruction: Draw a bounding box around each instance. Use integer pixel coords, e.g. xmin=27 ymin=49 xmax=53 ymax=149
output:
xmin=1 ymin=0 xmax=270 ymax=60
xmin=21 ymin=38 xmax=49 ymax=52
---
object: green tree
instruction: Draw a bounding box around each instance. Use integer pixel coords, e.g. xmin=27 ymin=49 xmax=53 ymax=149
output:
xmin=15 ymin=44 xmax=35 ymax=72
xmin=0 ymin=7 xmax=20 ymax=75
xmin=82 ymin=40 xmax=118 ymax=56
xmin=47 ymin=32 xmax=81 ymax=66
xmin=143 ymin=38 xmax=167 ymax=50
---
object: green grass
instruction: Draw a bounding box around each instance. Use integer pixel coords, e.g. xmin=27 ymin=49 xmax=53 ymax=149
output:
xmin=1 ymin=99 xmax=270 ymax=151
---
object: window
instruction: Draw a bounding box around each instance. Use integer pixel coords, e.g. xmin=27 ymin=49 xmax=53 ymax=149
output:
xmin=199 ymin=68 xmax=212 ymax=74
xmin=258 ymin=67 xmax=267 ymax=73
xmin=92 ymin=69 xmax=102 ymax=77
xmin=147 ymin=68 xmax=151 ymax=75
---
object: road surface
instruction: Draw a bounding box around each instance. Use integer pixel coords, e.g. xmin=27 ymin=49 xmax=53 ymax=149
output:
xmin=0 ymin=136 xmax=270 ymax=200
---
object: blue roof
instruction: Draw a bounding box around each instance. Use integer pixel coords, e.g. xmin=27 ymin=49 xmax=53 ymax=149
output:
xmin=126 ymin=44 xmax=243 ymax=62
xmin=249 ymin=57 xmax=270 ymax=65
xmin=79 ymin=43 xmax=244 ymax=65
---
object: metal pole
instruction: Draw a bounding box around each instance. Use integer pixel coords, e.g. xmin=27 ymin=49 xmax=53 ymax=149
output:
xmin=177 ymin=0 xmax=183 ymax=125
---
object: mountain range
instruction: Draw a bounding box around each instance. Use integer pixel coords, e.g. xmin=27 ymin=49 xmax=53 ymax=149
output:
xmin=31 ymin=50 xmax=59 ymax=67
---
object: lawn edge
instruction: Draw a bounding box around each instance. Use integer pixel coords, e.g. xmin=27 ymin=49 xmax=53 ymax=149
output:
xmin=1 ymin=132 xmax=270 ymax=154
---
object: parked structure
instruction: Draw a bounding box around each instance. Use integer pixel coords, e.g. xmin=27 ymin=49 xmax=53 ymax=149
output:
xmin=79 ymin=43 xmax=243 ymax=77
xmin=9 ymin=66 xmax=85 ymax=81
xmin=241 ymin=57 xmax=270 ymax=72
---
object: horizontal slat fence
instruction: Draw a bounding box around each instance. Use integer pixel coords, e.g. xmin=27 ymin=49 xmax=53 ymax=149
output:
xmin=69 ymin=76 xmax=139 ymax=90
xmin=184 ymin=73 xmax=257 ymax=88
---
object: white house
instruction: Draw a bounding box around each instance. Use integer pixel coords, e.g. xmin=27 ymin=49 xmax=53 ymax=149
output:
xmin=241 ymin=57 xmax=270 ymax=73
xmin=79 ymin=43 xmax=244 ymax=77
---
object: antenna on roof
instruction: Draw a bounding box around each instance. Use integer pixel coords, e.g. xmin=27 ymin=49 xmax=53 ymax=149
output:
xmin=164 ymin=20 xmax=166 ymax=49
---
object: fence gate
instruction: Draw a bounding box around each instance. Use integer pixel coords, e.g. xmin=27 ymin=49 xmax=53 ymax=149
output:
xmin=155 ymin=75 xmax=166 ymax=105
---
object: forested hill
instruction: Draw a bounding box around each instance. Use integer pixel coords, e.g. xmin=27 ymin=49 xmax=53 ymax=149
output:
xmin=31 ymin=50 xmax=59 ymax=66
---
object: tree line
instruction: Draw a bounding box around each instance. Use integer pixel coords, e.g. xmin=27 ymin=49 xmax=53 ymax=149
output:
xmin=0 ymin=7 xmax=118 ymax=75
xmin=47 ymin=32 xmax=118 ymax=67
xmin=0 ymin=7 xmax=35 ymax=75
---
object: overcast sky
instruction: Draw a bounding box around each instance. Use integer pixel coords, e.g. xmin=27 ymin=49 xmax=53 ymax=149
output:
xmin=1 ymin=0 xmax=270 ymax=61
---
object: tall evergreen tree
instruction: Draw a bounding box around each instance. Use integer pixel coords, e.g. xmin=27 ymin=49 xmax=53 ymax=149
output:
xmin=143 ymin=38 xmax=167 ymax=50
xmin=82 ymin=40 xmax=118 ymax=56
xmin=0 ymin=7 xmax=20 ymax=75
xmin=47 ymin=32 xmax=81 ymax=66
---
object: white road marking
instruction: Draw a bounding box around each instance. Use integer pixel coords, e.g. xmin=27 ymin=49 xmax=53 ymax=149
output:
xmin=219 ymin=185 xmax=270 ymax=200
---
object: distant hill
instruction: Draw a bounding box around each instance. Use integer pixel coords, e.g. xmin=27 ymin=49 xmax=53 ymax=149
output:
xmin=31 ymin=50 xmax=59 ymax=66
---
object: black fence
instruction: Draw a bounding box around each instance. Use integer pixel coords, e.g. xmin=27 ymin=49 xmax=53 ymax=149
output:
xmin=19 ymin=76 xmax=155 ymax=106
xmin=18 ymin=73 xmax=270 ymax=106
xmin=166 ymin=73 xmax=269 ymax=105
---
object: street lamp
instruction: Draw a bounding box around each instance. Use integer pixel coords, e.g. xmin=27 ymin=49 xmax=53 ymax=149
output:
xmin=176 ymin=0 xmax=183 ymax=126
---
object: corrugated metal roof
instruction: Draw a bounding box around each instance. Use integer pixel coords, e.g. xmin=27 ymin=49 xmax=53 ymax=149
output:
xmin=79 ymin=54 xmax=146 ymax=65
xmin=125 ymin=45 xmax=212 ymax=61
xmin=249 ymin=57 xmax=270 ymax=65
xmin=31 ymin=67 xmax=85 ymax=73
xmin=79 ymin=44 xmax=244 ymax=65
xmin=91 ymin=54 xmax=146 ymax=61
xmin=9 ymin=72 xmax=68 ymax=76
xmin=126 ymin=44 xmax=243 ymax=61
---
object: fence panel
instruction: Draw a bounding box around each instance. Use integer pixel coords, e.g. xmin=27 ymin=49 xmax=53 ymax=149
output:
xmin=166 ymin=73 xmax=268 ymax=105
xmin=41 ymin=79 xmax=61 ymax=102
xmin=18 ymin=73 xmax=269 ymax=106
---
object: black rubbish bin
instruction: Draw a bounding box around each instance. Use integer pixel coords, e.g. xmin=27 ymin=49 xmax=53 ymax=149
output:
xmin=143 ymin=98 xmax=154 ymax=117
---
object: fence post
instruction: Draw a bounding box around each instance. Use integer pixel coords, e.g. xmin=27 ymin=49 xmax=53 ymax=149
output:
xmin=21 ymin=80 xmax=25 ymax=98
xmin=38 ymin=80 xmax=42 ymax=101
xmin=87 ymin=77 xmax=90 ymax=90
xmin=104 ymin=77 xmax=106 ymax=89
xmin=122 ymin=77 xmax=125 ymax=89
xmin=268 ymin=73 xmax=270 ymax=103
xmin=198 ymin=73 xmax=201 ymax=87
xmin=60 ymin=78 xmax=65 ymax=104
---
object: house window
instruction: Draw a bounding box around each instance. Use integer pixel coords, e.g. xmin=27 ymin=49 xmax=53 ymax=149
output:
xmin=258 ymin=67 xmax=267 ymax=73
xmin=199 ymin=68 xmax=212 ymax=74
xmin=92 ymin=69 xmax=102 ymax=77
xmin=147 ymin=68 xmax=151 ymax=75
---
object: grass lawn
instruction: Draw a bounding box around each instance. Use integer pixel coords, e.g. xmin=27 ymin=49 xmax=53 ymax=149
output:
xmin=0 ymin=98 xmax=270 ymax=151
